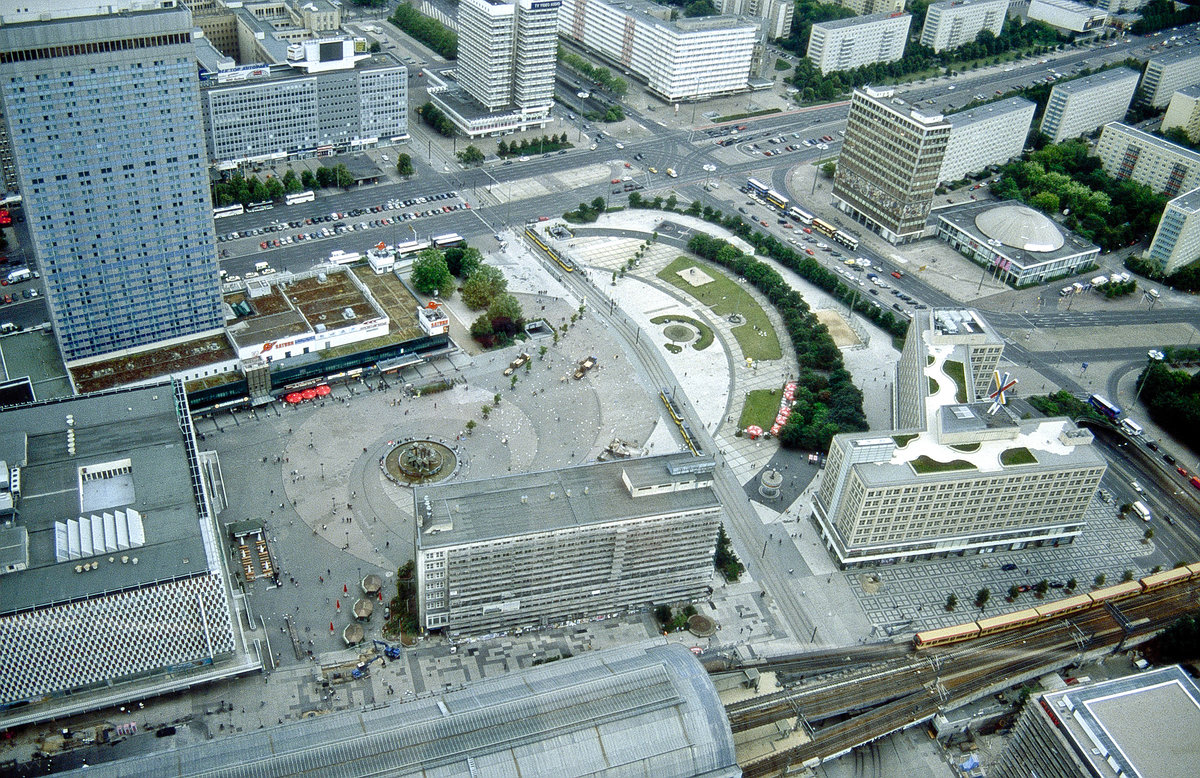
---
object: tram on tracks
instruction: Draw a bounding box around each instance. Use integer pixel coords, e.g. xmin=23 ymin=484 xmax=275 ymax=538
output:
xmin=915 ymin=562 xmax=1200 ymax=648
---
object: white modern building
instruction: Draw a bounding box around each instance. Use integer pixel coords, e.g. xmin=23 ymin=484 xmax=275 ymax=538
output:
xmin=813 ymin=309 xmax=1106 ymax=568
xmin=414 ymin=455 xmax=722 ymax=635
xmin=717 ymin=0 xmax=793 ymax=39
xmin=807 ymin=12 xmax=911 ymax=75
xmin=834 ymin=0 xmax=905 ymax=14
xmin=428 ymin=0 xmax=560 ymax=138
xmin=1138 ymin=44 xmax=1200 ymax=108
xmin=1026 ymin=0 xmax=1107 ymax=34
xmin=1095 ymin=122 xmax=1200 ymax=197
xmin=833 ymin=86 xmax=952 ymax=244
xmin=1038 ymin=67 xmax=1139 ymax=143
xmin=1146 ymin=187 xmax=1200 ymax=275
xmin=1162 ymin=84 xmax=1200 ymax=143
xmin=935 ymin=201 xmax=1101 ymax=285
xmin=939 ymin=97 xmax=1036 ymax=183
xmin=558 ymin=0 xmax=759 ymax=101
xmin=920 ymin=0 xmax=1009 ymax=53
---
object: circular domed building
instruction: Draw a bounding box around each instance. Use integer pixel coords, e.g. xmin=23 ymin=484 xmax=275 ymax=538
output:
xmin=936 ymin=200 xmax=1100 ymax=286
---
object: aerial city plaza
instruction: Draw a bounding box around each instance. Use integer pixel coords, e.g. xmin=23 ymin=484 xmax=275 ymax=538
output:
xmin=1 ymin=0 xmax=1200 ymax=774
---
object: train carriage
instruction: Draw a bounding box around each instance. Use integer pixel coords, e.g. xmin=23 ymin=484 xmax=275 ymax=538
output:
xmin=1139 ymin=566 xmax=1194 ymax=591
xmin=976 ymin=608 xmax=1041 ymax=636
xmin=914 ymin=621 xmax=981 ymax=649
xmin=1088 ymin=580 xmax=1143 ymax=604
xmin=1033 ymin=593 xmax=1094 ymax=621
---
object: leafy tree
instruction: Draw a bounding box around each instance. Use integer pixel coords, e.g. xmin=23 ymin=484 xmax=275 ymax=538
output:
xmin=1008 ymin=585 xmax=1020 ymax=600
xmin=281 ymin=169 xmax=302 ymax=194
xmin=510 ymin=374 xmax=518 ymax=390
xmin=418 ymin=102 xmax=455 ymax=137
xmin=1035 ymin=579 xmax=1049 ymax=597
xmin=821 ymin=161 xmax=836 ymax=179
xmin=457 ymin=144 xmax=485 ymax=165
xmin=487 ymin=293 xmax=524 ymax=331
xmin=493 ymin=393 xmax=501 ymax=407
xmin=654 ymin=604 xmax=672 ymax=626
xmin=462 ymin=264 xmax=508 ymax=310
xmin=713 ymin=525 xmax=743 ymax=581
xmin=301 ymin=169 xmax=318 ymax=190
xmin=395 ymin=153 xmax=414 ymax=177
xmin=390 ymin=3 xmax=458 ymax=59
xmin=538 ymin=345 xmax=548 ymax=359
xmin=465 ymin=419 xmax=476 ymax=434
xmin=1122 ymin=569 xmax=1135 ymax=582
xmin=411 ymin=249 xmax=455 ymax=297
xmin=334 ymin=164 xmax=355 ymax=188
xmin=444 ymin=246 xmax=482 ymax=278
xmin=315 ymin=166 xmax=336 ymax=188
xmin=1066 ymin=577 xmax=1077 ymax=591
xmin=480 ymin=404 xmax=491 ymax=419
xmin=264 ymin=176 xmax=285 ymax=201
xmin=975 ymin=588 xmax=991 ymax=609
xmin=1094 ymin=573 xmax=1107 ymax=588
xmin=945 ymin=593 xmax=958 ymax=611
xmin=1145 ymin=528 xmax=1156 ymax=543
xmin=497 ymin=140 xmax=509 ymax=157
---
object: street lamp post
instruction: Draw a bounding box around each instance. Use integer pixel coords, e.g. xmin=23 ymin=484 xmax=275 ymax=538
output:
xmin=1131 ymin=349 xmax=1164 ymax=408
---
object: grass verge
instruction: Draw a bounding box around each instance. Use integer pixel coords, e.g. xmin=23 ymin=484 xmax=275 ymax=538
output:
xmin=657 ymin=257 xmax=781 ymax=360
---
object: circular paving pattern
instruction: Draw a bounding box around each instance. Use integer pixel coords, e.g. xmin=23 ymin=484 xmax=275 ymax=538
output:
xmin=663 ymin=324 xmax=696 ymax=343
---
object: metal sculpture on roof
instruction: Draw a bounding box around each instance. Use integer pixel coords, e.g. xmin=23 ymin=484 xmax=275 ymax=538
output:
xmin=987 ymin=370 xmax=1018 ymax=415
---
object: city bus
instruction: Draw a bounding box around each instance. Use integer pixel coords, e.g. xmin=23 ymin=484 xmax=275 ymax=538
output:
xmin=746 ymin=178 xmax=769 ymax=196
xmin=432 ymin=233 xmax=464 ymax=248
xmin=764 ymin=188 xmax=789 ymax=210
xmin=1088 ymin=394 xmax=1121 ymax=420
xmin=833 ymin=230 xmax=860 ymax=251
xmin=246 ymin=200 xmax=274 ymax=213
xmin=811 ymin=217 xmax=838 ymax=238
xmin=787 ymin=206 xmax=814 ymax=225
xmin=285 ymin=190 xmax=315 ymax=206
xmin=395 ymin=239 xmax=432 ymax=256
xmin=213 ymin=204 xmax=245 ymax=219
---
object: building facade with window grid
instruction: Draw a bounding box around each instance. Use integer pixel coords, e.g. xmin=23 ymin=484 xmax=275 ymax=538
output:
xmin=1038 ymin=67 xmax=1139 ymax=143
xmin=833 ymin=86 xmax=951 ymax=244
xmin=414 ymin=455 xmax=722 ymax=635
xmin=1095 ymin=122 xmax=1200 ymax=198
xmin=806 ymin=12 xmax=911 ymax=76
xmin=1138 ymin=44 xmax=1200 ymax=109
xmin=200 ymin=59 xmax=406 ymax=166
xmin=1147 ymin=187 xmax=1200 ymax=275
xmin=919 ymin=0 xmax=1008 ymax=53
xmin=0 ymin=3 xmax=223 ymax=363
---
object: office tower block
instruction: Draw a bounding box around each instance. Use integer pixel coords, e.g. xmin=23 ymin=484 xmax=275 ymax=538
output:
xmin=1138 ymin=44 xmax=1200 ymax=108
xmin=939 ymin=97 xmax=1035 ymax=183
xmin=1162 ymin=84 xmax=1200 ymax=143
xmin=833 ymin=86 xmax=951 ymax=244
xmin=1038 ymin=67 xmax=1139 ymax=143
xmin=0 ymin=1 xmax=223 ymax=363
xmin=833 ymin=0 xmax=905 ymax=14
xmin=920 ymin=0 xmax=1008 ymax=53
xmin=458 ymin=0 xmax=558 ymax=114
xmin=807 ymin=12 xmax=911 ymax=75
xmin=1147 ymin=187 xmax=1200 ymax=275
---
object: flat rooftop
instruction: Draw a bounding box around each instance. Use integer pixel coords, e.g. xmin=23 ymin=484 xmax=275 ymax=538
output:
xmin=813 ymin=11 xmax=911 ymax=31
xmin=946 ymin=97 xmax=1036 ymax=128
xmin=0 ymin=326 xmax=73 ymax=403
xmin=938 ymin=200 xmax=1099 ymax=266
xmin=69 ymin=333 xmax=234 ymax=394
xmin=1042 ymin=666 xmax=1200 ymax=778
xmin=1102 ymin=122 xmax=1200 ymax=164
xmin=0 ymin=382 xmax=213 ymax=615
xmin=1149 ymin=43 xmax=1200 ymax=67
xmin=415 ymin=454 xmax=720 ymax=549
xmin=1052 ymin=67 xmax=1139 ymax=95
xmin=225 ymin=269 xmax=383 ymax=351
xmin=1166 ymin=186 xmax=1200 ymax=214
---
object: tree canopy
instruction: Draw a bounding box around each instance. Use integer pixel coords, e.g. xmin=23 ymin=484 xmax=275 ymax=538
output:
xmin=390 ymin=3 xmax=457 ymax=59
xmin=411 ymin=249 xmax=455 ymax=297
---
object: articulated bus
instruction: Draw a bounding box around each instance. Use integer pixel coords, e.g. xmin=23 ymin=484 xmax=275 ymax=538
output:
xmin=213 ymin=204 xmax=245 ymax=219
xmin=764 ymin=189 xmax=789 ymax=210
xmin=1088 ymin=394 xmax=1121 ymax=420
xmin=811 ymin=218 xmax=838 ymax=238
xmin=746 ymin=178 xmax=769 ymax=196
xmin=787 ymin=206 xmax=814 ymax=225
xmin=285 ymin=190 xmax=315 ymax=206
xmin=833 ymin=230 xmax=860 ymax=251
xmin=432 ymin=233 xmax=464 ymax=248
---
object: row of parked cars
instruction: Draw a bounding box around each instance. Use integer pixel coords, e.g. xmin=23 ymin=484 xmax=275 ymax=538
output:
xmin=216 ymin=191 xmax=467 ymax=250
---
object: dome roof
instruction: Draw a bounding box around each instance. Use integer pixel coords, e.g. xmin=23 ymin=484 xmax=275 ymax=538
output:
xmin=973 ymin=204 xmax=1064 ymax=252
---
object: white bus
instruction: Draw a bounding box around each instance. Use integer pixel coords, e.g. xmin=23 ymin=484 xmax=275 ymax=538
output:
xmin=285 ymin=190 xmax=315 ymax=206
xmin=213 ymin=204 xmax=245 ymax=219
xmin=328 ymin=250 xmax=362 ymax=265
xmin=432 ymin=233 xmax=464 ymax=248
xmin=1131 ymin=501 xmax=1151 ymax=522
xmin=396 ymin=239 xmax=432 ymax=256
xmin=1120 ymin=418 xmax=1143 ymax=436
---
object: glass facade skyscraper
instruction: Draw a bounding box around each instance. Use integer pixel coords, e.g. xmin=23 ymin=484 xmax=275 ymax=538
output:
xmin=0 ymin=3 xmax=223 ymax=363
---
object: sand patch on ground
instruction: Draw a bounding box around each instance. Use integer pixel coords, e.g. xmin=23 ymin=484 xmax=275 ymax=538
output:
xmin=814 ymin=308 xmax=862 ymax=348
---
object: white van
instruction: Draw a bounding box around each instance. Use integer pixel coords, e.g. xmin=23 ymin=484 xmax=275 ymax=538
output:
xmin=1131 ymin=501 xmax=1151 ymax=522
xmin=254 ymin=261 xmax=270 ymax=272
xmin=6 ymin=268 xmax=31 ymax=284
xmin=1120 ymin=418 xmax=1143 ymax=436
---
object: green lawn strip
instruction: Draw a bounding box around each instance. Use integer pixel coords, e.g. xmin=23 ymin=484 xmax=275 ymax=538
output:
xmin=910 ymin=456 xmax=976 ymax=474
xmin=657 ymin=257 xmax=781 ymax=361
xmin=650 ymin=314 xmax=714 ymax=351
xmin=893 ymin=434 xmax=918 ymax=448
xmin=1000 ymin=447 xmax=1037 ymax=466
xmin=943 ymin=360 xmax=968 ymax=403
xmin=738 ymin=388 xmax=783 ymax=430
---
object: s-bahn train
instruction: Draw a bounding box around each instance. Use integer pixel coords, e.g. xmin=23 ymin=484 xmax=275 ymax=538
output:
xmin=914 ymin=562 xmax=1200 ymax=649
